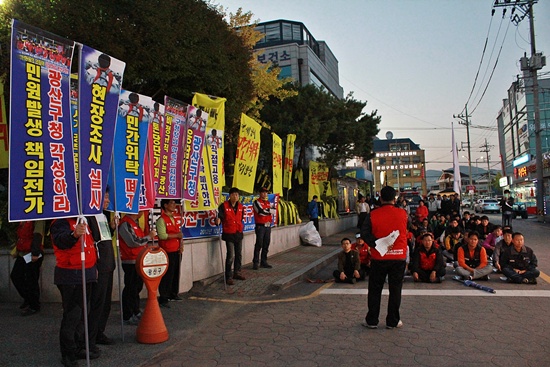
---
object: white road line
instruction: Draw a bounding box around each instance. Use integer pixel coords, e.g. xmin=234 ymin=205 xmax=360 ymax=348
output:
xmin=320 ymin=289 xmax=550 ymax=297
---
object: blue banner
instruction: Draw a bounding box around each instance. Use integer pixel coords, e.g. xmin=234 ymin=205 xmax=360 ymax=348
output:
xmin=79 ymin=45 xmax=125 ymax=214
xmin=107 ymin=90 xmax=152 ymax=214
xmin=9 ymin=20 xmax=79 ymax=221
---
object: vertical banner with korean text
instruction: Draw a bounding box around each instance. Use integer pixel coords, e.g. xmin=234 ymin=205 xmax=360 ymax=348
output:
xmin=107 ymin=91 xmax=152 ymax=213
xmin=272 ymin=133 xmax=283 ymax=195
xmin=157 ymin=96 xmax=186 ymax=199
xmin=79 ymin=45 xmax=125 ymax=214
xmin=308 ymin=161 xmax=329 ymax=201
xmin=182 ymin=105 xmax=207 ymax=201
xmin=233 ymin=114 xmax=261 ymax=194
xmin=9 ymin=20 xmax=78 ymax=221
xmin=189 ymin=93 xmax=226 ymax=211
xmin=283 ymin=134 xmax=296 ymax=190
xmin=69 ymin=75 xmax=79 ymax=181
xmin=148 ymin=102 xmax=164 ymax=194
xmin=0 ymin=80 xmax=8 ymax=168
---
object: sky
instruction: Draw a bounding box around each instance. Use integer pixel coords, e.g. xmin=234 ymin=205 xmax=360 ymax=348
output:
xmin=214 ymin=0 xmax=550 ymax=173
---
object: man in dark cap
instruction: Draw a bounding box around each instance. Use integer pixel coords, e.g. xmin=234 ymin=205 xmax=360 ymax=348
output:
xmin=253 ymin=187 xmax=275 ymax=269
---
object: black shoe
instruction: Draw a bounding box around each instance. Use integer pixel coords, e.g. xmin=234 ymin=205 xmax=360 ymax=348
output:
xmin=225 ymin=278 xmax=235 ymax=285
xmin=76 ymin=347 xmax=101 ymax=360
xmin=159 ymin=302 xmax=171 ymax=309
xmin=253 ymin=263 xmax=259 ymax=270
xmin=21 ymin=307 xmax=39 ymax=316
xmin=61 ymin=355 xmax=78 ymax=367
xmin=260 ymin=263 xmax=273 ymax=269
xmin=169 ymin=295 xmax=183 ymax=301
xmin=19 ymin=301 xmax=29 ymax=310
xmin=233 ymin=273 xmax=246 ymax=280
xmin=96 ymin=333 xmax=115 ymax=345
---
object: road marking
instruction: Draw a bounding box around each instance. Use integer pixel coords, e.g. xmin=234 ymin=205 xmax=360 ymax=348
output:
xmin=540 ymin=271 xmax=550 ymax=284
xmin=320 ymin=289 xmax=550 ymax=297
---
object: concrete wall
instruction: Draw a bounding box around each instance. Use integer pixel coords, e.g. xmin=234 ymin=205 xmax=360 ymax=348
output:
xmin=0 ymin=215 xmax=356 ymax=303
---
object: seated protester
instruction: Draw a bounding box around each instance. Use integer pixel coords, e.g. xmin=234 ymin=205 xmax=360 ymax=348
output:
xmin=482 ymin=225 xmax=502 ymax=258
xmin=460 ymin=212 xmax=471 ymax=231
xmin=443 ymin=227 xmax=463 ymax=263
xmin=500 ymin=232 xmax=540 ymax=284
xmin=351 ymin=233 xmax=370 ymax=280
xmin=476 ymin=215 xmax=493 ymax=242
xmin=444 ymin=218 xmax=462 ymax=238
xmin=410 ymin=232 xmax=446 ymax=283
xmin=455 ymin=231 xmax=493 ymax=280
xmin=433 ymin=215 xmax=447 ymax=242
xmin=428 ymin=214 xmax=439 ymax=234
xmin=493 ymin=228 xmax=513 ymax=272
xmin=333 ymin=238 xmax=360 ymax=284
xmin=418 ymin=219 xmax=430 ymax=234
xmin=467 ymin=216 xmax=481 ymax=232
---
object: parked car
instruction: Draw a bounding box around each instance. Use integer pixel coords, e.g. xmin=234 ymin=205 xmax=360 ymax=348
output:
xmin=461 ymin=199 xmax=472 ymax=208
xmin=474 ymin=198 xmax=500 ymax=214
xmin=512 ymin=201 xmax=529 ymax=219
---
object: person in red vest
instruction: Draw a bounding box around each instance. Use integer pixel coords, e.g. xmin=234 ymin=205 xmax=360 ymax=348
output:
xmin=410 ymin=232 xmax=446 ymax=283
xmin=156 ymin=199 xmax=184 ymax=308
xmin=252 ymin=187 xmax=274 ymax=270
xmin=216 ymin=187 xmax=246 ymax=285
xmin=351 ymin=232 xmax=371 ymax=280
xmin=50 ymin=217 xmax=99 ymax=365
xmin=119 ymin=212 xmax=157 ymax=324
xmin=10 ymin=220 xmax=45 ymax=316
xmin=361 ymin=186 xmax=408 ymax=330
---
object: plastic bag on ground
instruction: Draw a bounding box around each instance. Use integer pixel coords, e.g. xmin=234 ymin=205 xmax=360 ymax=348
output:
xmin=299 ymin=221 xmax=322 ymax=247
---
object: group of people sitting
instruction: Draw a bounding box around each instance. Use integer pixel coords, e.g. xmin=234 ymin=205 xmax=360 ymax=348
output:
xmin=334 ymin=210 xmax=540 ymax=285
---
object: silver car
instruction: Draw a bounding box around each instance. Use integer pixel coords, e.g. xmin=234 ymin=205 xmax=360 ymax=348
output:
xmin=474 ymin=199 xmax=500 ymax=214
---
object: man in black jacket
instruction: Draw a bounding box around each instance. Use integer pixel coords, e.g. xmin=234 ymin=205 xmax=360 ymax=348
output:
xmin=500 ymin=232 xmax=539 ymax=284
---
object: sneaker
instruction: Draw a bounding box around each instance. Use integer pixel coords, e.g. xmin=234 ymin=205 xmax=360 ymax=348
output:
xmin=225 ymin=278 xmax=235 ymax=285
xmin=528 ymin=278 xmax=537 ymax=284
xmin=233 ymin=273 xmax=246 ymax=280
xmin=350 ymin=278 xmax=357 ymax=284
xmin=76 ymin=347 xmax=101 ymax=360
xmin=386 ymin=320 xmax=403 ymax=329
xmin=159 ymin=302 xmax=171 ymax=309
xmin=522 ymin=278 xmax=530 ymax=284
xmin=499 ymin=276 xmax=510 ymax=282
xmin=123 ymin=315 xmax=140 ymax=326
xmin=135 ymin=311 xmax=142 ymax=320
xmin=361 ymin=322 xmax=377 ymax=329
xmin=260 ymin=263 xmax=273 ymax=269
xmin=479 ymin=275 xmax=490 ymax=281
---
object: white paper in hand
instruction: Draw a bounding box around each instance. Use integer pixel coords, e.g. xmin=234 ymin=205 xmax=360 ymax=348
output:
xmin=374 ymin=230 xmax=400 ymax=256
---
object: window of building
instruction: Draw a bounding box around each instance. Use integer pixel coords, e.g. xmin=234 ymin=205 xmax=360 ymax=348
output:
xmin=278 ymin=65 xmax=292 ymax=79
xmin=292 ymin=24 xmax=302 ymax=41
xmin=378 ymin=158 xmax=386 ymax=165
xmin=265 ymin=23 xmax=280 ymax=42
xmin=400 ymin=157 xmax=410 ymax=164
xmin=403 ymin=170 xmax=411 ymax=177
xmin=412 ymin=156 xmax=421 ymax=163
xmin=403 ymin=182 xmax=412 ymax=190
xmin=413 ymin=169 xmax=421 ymax=177
xmin=282 ymin=23 xmax=292 ymax=40
xmin=401 ymin=143 xmax=410 ymax=151
xmin=392 ymin=157 xmax=400 ymax=165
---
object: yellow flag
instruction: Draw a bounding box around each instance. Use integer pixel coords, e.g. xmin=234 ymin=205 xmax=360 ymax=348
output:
xmin=283 ymin=134 xmax=296 ymax=189
xmin=272 ymin=133 xmax=283 ymax=195
xmin=188 ymin=93 xmax=227 ymax=210
xmin=308 ymin=161 xmax=329 ymax=201
xmin=0 ymin=80 xmax=8 ymax=168
xmin=233 ymin=114 xmax=261 ymax=193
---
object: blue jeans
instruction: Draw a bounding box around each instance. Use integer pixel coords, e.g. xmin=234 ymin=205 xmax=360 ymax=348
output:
xmin=225 ymin=239 xmax=243 ymax=278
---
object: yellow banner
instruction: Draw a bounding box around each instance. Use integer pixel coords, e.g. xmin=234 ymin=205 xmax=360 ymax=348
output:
xmin=0 ymin=80 xmax=8 ymax=168
xmin=308 ymin=161 xmax=329 ymax=201
xmin=188 ymin=93 xmax=227 ymax=211
xmin=272 ymin=133 xmax=283 ymax=195
xmin=283 ymin=134 xmax=296 ymax=189
xmin=232 ymin=114 xmax=261 ymax=193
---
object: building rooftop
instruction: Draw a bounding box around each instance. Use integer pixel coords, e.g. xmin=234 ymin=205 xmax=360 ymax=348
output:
xmin=373 ymin=138 xmax=421 ymax=152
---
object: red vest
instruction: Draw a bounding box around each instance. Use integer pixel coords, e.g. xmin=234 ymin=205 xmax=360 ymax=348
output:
xmin=369 ymin=205 xmax=408 ymax=261
xmin=119 ymin=216 xmax=146 ymax=261
xmin=15 ymin=222 xmax=36 ymax=253
xmin=222 ymin=201 xmax=244 ymax=234
xmin=52 ymin=218 xmax=97 ymax=270
xmin=254 ymin=199 xmax=272 ymax=225
xmin=158 ymin=211 xmax=181 ymax=253
xmin=419 ymin=249 xmax=437 ymax=271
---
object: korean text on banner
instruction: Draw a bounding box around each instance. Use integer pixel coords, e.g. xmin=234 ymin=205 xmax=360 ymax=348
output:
xmin=107 ymin=90 xmax=152 ymax=214
xmin=190 ymin=92 xmax=227 ymax=210
xmin=9 ymin=20 xmax=79 ymax=221
xmin=272 ymin=133 xmax=283 ymax=195
xmin=0 ymin=80 xmax=8 ymax=168
xmin=157 ymin=96 xmax=186 ymax=199
xmin=149 ymin=102 xmax=164 ymax=194
xmin=79 ymin=45 xmax=125 ymax=214
xmin=308 ymin=161 xmax=329 ymax=201
xmin=233 ymin=114 xmax=261 ymax=194
xmin=182 ymin=105 xmax=207 ymax=201
xmin=283 ymin=134 xmax=296 ymax=190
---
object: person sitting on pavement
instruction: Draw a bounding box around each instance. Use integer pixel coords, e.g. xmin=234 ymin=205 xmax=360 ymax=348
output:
xmin=493 ymin=227 xmax=513 ymax=272
xmin=410 ymin=232 xmax=446 ymax=283
xmin=476 ymin=216 xmax=493 ymax=242
xmin=455 ymin=231 xmax=493 ymax=281
xmin=351 ymin=232 xmax=371 ymax=280
xmin=500 ymin=232 xmax=540 ymax=284
xmin=481 ymin=225 xmax=502 ymax=259
xmin=443 ymin=226 xmax=462 ymax=264
xmin=460 ymin=211 xmax=471 ymax=232
xmin=444 ymin=218 xmax=463 ymax=238
xmin=333 ymin=237 xmax=361 ymax=284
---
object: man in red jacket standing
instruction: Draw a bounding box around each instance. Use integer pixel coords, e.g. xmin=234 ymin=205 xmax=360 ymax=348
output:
xmin=361 ymin=186 xmax=408 ymax=329
xmin=252 ymin=187 xmax=274 ymax=270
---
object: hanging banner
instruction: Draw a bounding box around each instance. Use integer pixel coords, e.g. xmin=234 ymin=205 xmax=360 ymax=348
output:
xmin=107 ymin=90 xmax=152 ymax=214
xmin=139 ymin=137 xmax=156 ymax=211
xmin=272 ymin=133 xmax=283 ymax=195
xmin=188 ymin=93 xmax=227 ymax=211
xmin=308 ymin=161 xmax=329 ymax=201
xmin=9 ymin=20 xmax=78 ymax=221
xmin=181 ymin=193 xmax=279 ymax=239
xmin=157 ymin=96 xmax=186 ymax=199
xmin=0 ymin=80 xmax=8 ymax=169
xmin=283 ymin=134 xmax=296 ymax=190
xmin=79 ymin=45 xmax=125 ymax=214
xmin=69 ymin=75 xmax=79 ymax=181
xmin=232 ymin=114 xmax=261 ymax=194
xmin=148 ymin=102 xmax=164 ymax=194
xmin=182 ymin=105 xmax=208 ymax=201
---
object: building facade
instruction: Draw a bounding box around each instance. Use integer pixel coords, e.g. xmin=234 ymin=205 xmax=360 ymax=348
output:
xmin=371 ymin=138 xmax=427 ymax=196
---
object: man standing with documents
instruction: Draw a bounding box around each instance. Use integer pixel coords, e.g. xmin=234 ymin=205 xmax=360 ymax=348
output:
xmin=361 ymin=186 xmax=408 ymax=329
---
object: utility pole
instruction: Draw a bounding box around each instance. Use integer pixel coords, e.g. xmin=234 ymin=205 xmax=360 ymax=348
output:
xmin=454 ymin=105 xmax=473 ymax=189
xmin=480 ymin=139 xmax=495 ymax=196
xmin=493 ymin=0 xmax=545 ymax=220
